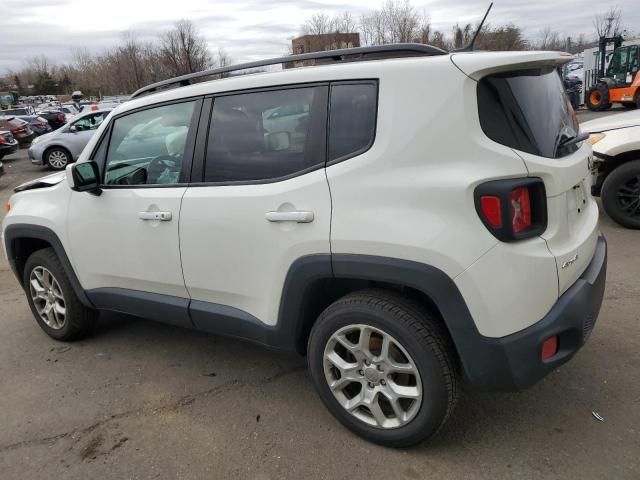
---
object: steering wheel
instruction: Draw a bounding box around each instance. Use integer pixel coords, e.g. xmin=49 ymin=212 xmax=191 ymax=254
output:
xmin=147 ymin=155 xmax=178 ymax=184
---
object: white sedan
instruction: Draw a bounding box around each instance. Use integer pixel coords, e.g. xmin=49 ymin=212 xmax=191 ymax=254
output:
xmin=583 ymin=110 xmax=640 ymax=229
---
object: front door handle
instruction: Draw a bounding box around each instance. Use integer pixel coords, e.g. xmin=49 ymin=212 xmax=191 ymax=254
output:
xmin=138 ymin=211 xmax=172 ymax=221
xmin=265 ymin=211 xmax=314 ymax=223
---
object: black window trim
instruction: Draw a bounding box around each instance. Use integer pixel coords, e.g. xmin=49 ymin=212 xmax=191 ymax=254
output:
xmin=326 ymin=79 xmax=379 ymax=167
xmin=188 ymin=79 xmax=379 ymax=188
xmin=86 ymin=79 xmax=380 ymax=189
xmin=88 ymin=96 xmax=204 ymax=190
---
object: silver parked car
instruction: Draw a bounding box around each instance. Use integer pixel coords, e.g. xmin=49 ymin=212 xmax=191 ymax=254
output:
xmin=28 ymin=109 xmax=111 ymax=170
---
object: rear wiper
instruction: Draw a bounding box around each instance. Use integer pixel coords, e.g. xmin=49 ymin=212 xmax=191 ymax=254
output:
xmin=557 ymin=132 xmax=590 ymax=149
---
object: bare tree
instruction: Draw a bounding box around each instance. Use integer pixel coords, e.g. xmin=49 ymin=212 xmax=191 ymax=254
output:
xmin=359 ymin=0 xmax=425 ymax=45
xmin=333 ymin=12 xmax=357 ymax=33
xmin=481 ymin=24 xmax=528 ymax=51
xmin=302 ymin=13 xmax=333 ymax=35
xmin=120 ymin=31 xmax=143 ymax=91
xmin=593 ymin=7 xmax=624 ymax=38
xmin=384 ymin=0 xmax=421 ymax=43
xmin=539 ymin=27 xmax=563 ymax=50
xmin=160 ymin=19 xmax=212 ymax=76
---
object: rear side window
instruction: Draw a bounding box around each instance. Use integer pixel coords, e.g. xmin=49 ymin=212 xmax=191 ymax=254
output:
xmin=329 ymin=83 xmax=377 ymax=161
xmin=477 ymin=69 xmax=579 ymax=158
xmin=204 ymin=86 xmax=328 ymax=183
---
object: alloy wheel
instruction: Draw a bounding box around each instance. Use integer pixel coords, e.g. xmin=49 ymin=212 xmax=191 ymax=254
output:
xmin=48 ymin=150 xmax=68 ymax=169
xmin=29 ymin=266 xmax=66 ymax=330
xmin=323 ymin=324 xmax=422 ymax=429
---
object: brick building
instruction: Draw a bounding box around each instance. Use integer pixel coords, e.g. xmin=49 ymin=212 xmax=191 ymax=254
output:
xmin=285 ymin=33 xmax=361 ymax=68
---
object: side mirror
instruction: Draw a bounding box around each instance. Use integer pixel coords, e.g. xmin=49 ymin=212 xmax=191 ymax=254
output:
xmin=67 ymin=161 xmax=101 ymax=195
xmin=69 ymin=125 xmax=77 ymax=133
xmin=265 ymin=131 xmax=291 ymax=151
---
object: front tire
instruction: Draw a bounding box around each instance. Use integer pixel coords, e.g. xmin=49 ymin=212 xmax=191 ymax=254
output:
xmin=23 ymin=248 xmax=96 ymax=340
xmin=45 ymin=147 xmax=71 ymax=170
xmin=308 ymin=289 xmax=459 ymax=447
xmin=601 ymin=160 xmax=640 ymax=229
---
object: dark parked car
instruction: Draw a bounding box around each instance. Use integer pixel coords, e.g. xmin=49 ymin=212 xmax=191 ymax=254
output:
xmin=0 ymin=105 xmax=36 ymax=116
xmin=36 ymin=109 xmax=66 ymax=130
xmin=0 ymin=116 xmax=35 ymax=145
xmin=17 ymin=115 xmax=51 ymax=136
xmin=0 ymin=130 xmax=19 ymax=159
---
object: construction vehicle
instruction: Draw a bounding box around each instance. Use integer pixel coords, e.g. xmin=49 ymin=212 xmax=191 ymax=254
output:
xmin=586 ymin=36 xmax=640 ymax=111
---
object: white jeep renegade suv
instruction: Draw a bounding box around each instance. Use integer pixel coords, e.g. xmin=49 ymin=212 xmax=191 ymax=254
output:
xmin=1 ymin=44 xmax=607 ymax=447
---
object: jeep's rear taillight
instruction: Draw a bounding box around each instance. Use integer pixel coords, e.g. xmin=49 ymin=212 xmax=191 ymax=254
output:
xmin=509 ymin=187 xmax=532 ymax=233
xmin=57 ymin=113 xmax=64 ymax=122
xmin=475 ymin=178 xmax=547 ymax=242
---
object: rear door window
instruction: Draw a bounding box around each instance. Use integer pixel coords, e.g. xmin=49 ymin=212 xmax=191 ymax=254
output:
xmin=328 ymin=82 xmax=377 ymax=161
xmin=477 ymin=69 xmax=579 ymax=158
xmin=204 ymin=86 xmax=328 ymax=183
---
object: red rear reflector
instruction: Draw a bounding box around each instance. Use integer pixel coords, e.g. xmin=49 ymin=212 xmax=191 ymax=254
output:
xmin=480 ymin=196 xmax=502 ymax=227
xmin=57 ymin=113 xmax=64 ymax=122
xmin=541 ymin=336 xmax=558 ymax=361
xmin=509 ymin=187 xmax=532 ymax=233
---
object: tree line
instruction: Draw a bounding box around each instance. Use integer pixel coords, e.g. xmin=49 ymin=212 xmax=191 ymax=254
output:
xmin=1 ymin=3 xmax=626 ymax=98
xmin=5 ymin=20 xmax=230 ymax=98
xmin=301 ymin=2 xmax=624 ymax=53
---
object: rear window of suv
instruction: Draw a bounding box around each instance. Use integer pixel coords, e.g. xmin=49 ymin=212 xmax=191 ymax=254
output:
xmin=477 ymin=68 xmax=579 ymax=158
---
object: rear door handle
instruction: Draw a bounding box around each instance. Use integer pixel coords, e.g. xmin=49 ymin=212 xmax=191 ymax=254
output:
xmin=265 ymin=211 xmax=314 ymax=223
xmin=138 ymin=211 xmax=172 ymax=221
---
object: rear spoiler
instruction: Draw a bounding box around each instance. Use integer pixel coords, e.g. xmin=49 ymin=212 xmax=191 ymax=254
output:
xmin=451 ymin=51 xmax=574 ymax=81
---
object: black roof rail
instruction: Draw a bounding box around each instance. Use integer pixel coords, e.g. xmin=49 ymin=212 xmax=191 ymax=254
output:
xmin=130 ymin=43 xmax=446 ymax=99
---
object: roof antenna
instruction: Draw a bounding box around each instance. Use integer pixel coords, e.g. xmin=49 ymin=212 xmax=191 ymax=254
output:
xmin=453 ymin=2 xmax=493 ymax=52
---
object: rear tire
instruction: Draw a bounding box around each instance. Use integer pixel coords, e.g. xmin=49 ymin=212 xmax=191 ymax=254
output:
xmin=601 ymin=160 xmax=640 ymax=229
xmin=23 ymin=248 xmax=96 ymax=341
xmin=45 ymin=147 xmax=71 ymax=170
xmin=586 ymin=84 xmax=612 ymax=111
xmin=308 ymin=289 xmax=459 ymax=447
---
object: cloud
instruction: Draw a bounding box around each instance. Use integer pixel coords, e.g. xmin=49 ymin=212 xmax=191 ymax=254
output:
xmin=1 ymin=0 xmax=640 ymax=73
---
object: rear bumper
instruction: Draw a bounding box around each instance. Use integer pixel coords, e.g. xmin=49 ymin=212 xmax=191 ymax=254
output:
xmin=17 ymin=132 xmax=35 ymax=145
xmin=460 ymin=234 xmax=607 ymax=391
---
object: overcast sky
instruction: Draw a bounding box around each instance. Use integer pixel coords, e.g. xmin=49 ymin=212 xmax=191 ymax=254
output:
xmin=1 ymin=0 xmax=639 ymax=73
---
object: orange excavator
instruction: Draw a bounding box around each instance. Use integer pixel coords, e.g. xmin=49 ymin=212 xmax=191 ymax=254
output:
xmin=586 ymin=36 xmax=640 ymax=111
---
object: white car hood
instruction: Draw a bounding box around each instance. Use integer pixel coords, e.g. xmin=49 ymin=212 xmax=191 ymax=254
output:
xmin=581 ymin=110 xmax=640 ymax=133
xmin=14 ymin=171 xmax=66 ymax=192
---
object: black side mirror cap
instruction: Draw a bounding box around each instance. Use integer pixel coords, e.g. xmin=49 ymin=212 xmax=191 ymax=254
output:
xmin=70 ymin=161 xmax=102 ymax=196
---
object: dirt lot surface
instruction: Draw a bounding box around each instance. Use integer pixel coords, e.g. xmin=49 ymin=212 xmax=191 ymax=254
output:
xmin=1 ymin=112 xmax=638 ymax=479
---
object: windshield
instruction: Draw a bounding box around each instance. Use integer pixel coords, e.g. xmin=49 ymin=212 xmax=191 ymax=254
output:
xmin=477 ymin=68 xmax=580 ymax=158
xmin=1 ymin=108 xmax=28 ymax=115
xmin=0 ymin=93 xmax=14 ymax=106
